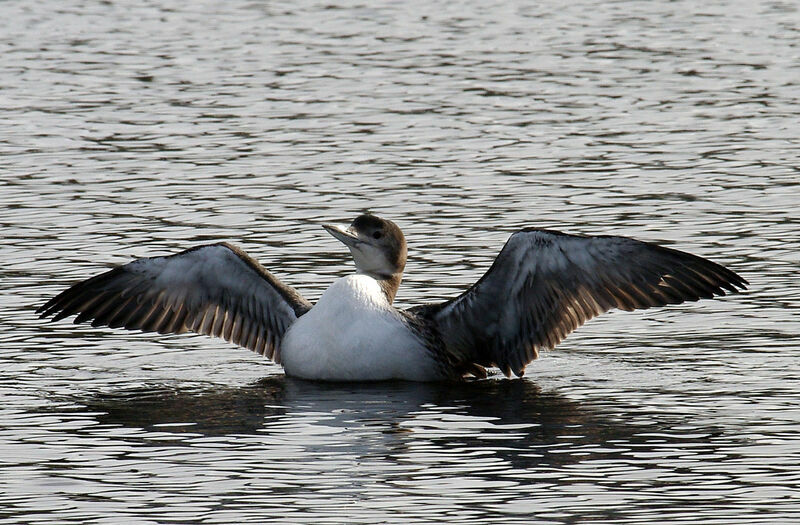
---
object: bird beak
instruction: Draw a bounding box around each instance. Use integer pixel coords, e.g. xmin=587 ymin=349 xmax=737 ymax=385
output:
xmin=322 ymin=224 xmax=360 ymax=248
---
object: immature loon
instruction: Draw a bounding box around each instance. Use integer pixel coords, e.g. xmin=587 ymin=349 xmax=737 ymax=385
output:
xmin=38 ymin=214 xmax=747 ymax=381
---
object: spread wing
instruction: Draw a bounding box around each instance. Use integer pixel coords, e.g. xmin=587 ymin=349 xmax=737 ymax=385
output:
xmin=412 ymin=229 xmax=747 ymax=378
xmin=37 ymin=243 xmax=312 ymax=363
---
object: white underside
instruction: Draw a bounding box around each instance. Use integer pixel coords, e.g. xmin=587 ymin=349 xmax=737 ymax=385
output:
xmin=281 ymin=275 xmax=440 ymax=381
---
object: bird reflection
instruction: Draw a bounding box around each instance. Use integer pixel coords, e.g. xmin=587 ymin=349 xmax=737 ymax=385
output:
xmin=76 ymin=378 xmax=288 ymax=436
xmin=71 ymin=376 xmax=605 ymax=442
xmin=59 ymin=377 xmax=698 ymax=472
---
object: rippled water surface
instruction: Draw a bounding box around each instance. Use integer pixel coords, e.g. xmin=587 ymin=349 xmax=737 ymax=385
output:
xmin=2 ymin=0 xmax=799 ymax=523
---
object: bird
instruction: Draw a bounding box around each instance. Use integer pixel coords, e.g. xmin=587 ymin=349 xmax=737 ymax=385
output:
xmin=38 ymin=214 xmax=747 ymax=381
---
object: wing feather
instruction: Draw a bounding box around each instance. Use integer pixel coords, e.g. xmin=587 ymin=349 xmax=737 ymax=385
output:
xmin=38 ymin=242 xmax=311 ymax=360
xmin=413 ymin=229 xmax=747 ymax=378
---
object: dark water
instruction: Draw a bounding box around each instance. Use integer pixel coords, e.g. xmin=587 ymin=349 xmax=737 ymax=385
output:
xmin=2 ymin=0 xmax=799 ymax=523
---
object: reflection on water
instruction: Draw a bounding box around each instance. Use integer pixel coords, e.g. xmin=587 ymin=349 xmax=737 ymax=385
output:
xmin=2 ymin=0 xmax=800 ymax=522
xmin=63 ymin=377 xmax=744 ymax=476
xmin=66 ymin=378 xmax=591 ymax=443
xmin=6 ymin=377 xmax=794 ymax=523
xmin=75 ymin=380 xmax=289 ymax=437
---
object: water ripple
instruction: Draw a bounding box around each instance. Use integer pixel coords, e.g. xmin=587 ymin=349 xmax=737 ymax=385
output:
xmin=2 ymin=0 xmax=799 ymax=522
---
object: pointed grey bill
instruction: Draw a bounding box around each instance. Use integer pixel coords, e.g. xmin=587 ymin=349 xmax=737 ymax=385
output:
xmin=322 ymin=224 xmax=361 ymax=248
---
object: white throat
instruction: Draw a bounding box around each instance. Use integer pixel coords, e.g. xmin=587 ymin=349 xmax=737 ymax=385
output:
xmin=348 ymin=246 xmax=394 ymax=279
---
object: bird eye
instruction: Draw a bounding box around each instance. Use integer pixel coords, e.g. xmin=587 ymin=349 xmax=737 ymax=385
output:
xmin=372 ymin=231 xmax=383 ymax=240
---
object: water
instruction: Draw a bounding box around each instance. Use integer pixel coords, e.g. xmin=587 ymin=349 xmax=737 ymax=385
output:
xmin=1 ymin=0 xmax=799 ymax=522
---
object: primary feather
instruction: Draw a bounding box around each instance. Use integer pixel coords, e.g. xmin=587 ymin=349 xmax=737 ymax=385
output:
xmin=37 ymin=243 xmax=310 ymax=362
xmin=410 ymin=229 xmax=747 ymax=377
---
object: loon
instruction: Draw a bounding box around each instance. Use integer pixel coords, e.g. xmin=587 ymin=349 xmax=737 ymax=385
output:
xmin=38 ymin=214 xmax=747 ymax=381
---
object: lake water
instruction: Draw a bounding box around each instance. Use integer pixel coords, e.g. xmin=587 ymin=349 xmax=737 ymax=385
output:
xmin=2 ymin=0 xmax=799 ymax=522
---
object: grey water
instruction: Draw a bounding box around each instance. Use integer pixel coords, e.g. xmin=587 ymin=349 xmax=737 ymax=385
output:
xmin=1 ymin=0 xmax=799 ymax=522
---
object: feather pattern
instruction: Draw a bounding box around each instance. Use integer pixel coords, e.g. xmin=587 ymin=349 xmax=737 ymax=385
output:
xmin=37 ymin=243 xmax=311 ymax=361
xmin=410 ymin=229 xmax=747 ymax=378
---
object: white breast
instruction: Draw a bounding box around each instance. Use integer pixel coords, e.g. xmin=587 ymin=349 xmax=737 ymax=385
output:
xmin=280 ymin=275 xmax=439 ymax=381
